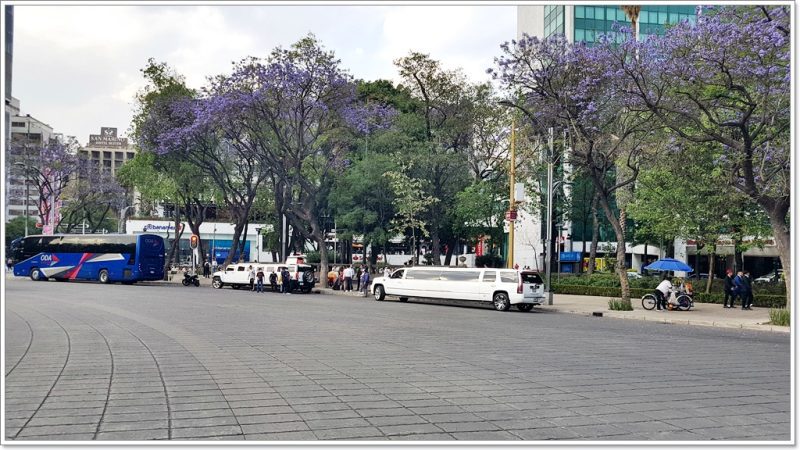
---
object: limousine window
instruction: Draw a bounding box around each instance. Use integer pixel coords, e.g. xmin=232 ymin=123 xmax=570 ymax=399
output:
xmin=237 ymin=266 xmax=246 ymax=271
xmin=390 ymin=269 xmax=404 ymax=279
xmin=521 ymin=272 xmax=544 ymax=284
xmin=499 ymin=271 xmax=517 ymax=283
xmin=440 ymin=271 xmax=480 ymax=281
xmin=405 ymin=270 xmax=441 ymax=280
xmin=482 ymin=271 xmax=496 ymax=283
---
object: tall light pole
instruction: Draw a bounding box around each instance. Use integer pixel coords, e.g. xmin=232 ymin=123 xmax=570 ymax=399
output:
xmin=507 ymin=117 xmax=517 ymax=269
xmin=544 ymin=128 xmax=555 ymax=305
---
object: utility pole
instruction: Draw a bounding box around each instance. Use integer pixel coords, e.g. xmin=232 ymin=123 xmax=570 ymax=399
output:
xmin=545 ymin=127 xmax=555 ymax=305
xmin=507 ymin=117 xmax=516 ymax=269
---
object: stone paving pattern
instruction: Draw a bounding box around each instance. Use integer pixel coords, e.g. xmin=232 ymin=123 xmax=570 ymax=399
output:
xmin=4 ymin=279 xmax=790 ymax=441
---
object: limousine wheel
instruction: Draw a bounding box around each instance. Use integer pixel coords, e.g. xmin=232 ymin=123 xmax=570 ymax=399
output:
xmin=493 ymin=292 xmax=510 ymax=311
xmin=516 ymin=303 xmax=534 ymax=312
xmin=98 ymin=269 xmax=110 ymax=284
xmin=212 ymin=277 xmax=224 ymax=289
xmin=399 ymin=297 xmax=409 ymax=302
xmin=374 ymin=285 xmax=385 ymax=301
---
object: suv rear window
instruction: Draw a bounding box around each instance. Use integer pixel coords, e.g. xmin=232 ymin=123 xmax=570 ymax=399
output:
xmin=521 ymin=272 xmax=543 ymax=284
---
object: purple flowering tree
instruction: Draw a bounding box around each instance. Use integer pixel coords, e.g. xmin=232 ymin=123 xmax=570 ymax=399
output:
xmin=611 ymin=6 xmax=791 ymax=301
xmin=199 ymin=35 xmax=386 ymax=277
xmin=58 ymin=156 xmax=127 ymax=234
xmin=10 ymin=141 xmax=79 ymax=233
xmin=490 ymin=35 xmax=664 ymax=304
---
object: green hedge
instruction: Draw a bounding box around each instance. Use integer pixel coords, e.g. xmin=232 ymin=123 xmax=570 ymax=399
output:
xmin=552 ymin=284 xmax=788 ymax=308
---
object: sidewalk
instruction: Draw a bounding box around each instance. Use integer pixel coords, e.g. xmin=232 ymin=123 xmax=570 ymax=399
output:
xmin=319 ymin=286 xmax=789 ymax=334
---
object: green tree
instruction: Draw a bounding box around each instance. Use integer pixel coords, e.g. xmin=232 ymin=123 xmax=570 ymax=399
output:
xmin=5 ymin=217 xmax=37 ymax=248
xmin=385 ymin=168 xmax=438 ymax=265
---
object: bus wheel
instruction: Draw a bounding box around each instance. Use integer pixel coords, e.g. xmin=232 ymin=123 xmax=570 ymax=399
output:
xmin=212 ymin=277 xmax=223 ymax=289
xmin=493 ymin=292 xmax=510 ymax=311
xmin=98 ymin=269 xmax=110 ymax=284
xmin=30 ymin=268 xmax=41 ymax=281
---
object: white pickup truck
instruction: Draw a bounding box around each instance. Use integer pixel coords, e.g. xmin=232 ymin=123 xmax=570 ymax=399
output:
xmin=211 ymin=262 xmax=316 ymax=293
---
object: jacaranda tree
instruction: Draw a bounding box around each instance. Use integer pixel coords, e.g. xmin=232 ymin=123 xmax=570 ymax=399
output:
xmin=491 ymin=35 xmax=663 ymax=304
xmin=611 ymin=5 xmax=791 ymax=302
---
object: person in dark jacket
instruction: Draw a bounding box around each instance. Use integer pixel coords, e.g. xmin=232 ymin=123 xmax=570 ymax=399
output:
xmin=742 ymin=270 xmax=754 ymax=309
xmin=281 ymin=267 xmax=291 ymax=295
xmin=723 ymin=270 xmax=735 ymax=308
xmin=733 ymin=271 xmax=746 ymax=309
xmin=269 ymin=271 xmax=278 ymax=292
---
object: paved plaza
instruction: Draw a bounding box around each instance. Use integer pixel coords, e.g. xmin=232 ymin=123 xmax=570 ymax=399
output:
xmin=4 ymin=279 xmax=791 ymax=442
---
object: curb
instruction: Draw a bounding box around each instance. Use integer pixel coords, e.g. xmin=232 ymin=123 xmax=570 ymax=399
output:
xmin=550 ymin=307 xmax=789 ymax=333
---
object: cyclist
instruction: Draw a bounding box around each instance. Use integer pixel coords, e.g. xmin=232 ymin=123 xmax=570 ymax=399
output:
xmin=654 ymin=276 xmax=673 ymax=311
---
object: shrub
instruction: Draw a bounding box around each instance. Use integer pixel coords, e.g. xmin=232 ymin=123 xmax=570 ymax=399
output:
xmin=769 ymin=308 xmax=790 ymax=327
xmin=552 ymin=283 xmax=787 ymax=307
xmin=609 ymin=298 xmax=634 ymax=311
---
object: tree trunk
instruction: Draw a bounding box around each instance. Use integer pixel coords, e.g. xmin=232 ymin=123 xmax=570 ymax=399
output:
xmin=443 ymin=238 xmax=456 ymax=266
xmin=222 ymin=217 xmax=245 ymax=267
xmin=767 ymin=212 xmax=791 ymax=309
xmin=587 ymin=192 xmax=600 ymax=275
xmin=431 ymin=229 xmax=441 ymax=266
xmin=596 ymin=192 xmax=630 ymax=303
xmin=705 ymin=249 xmax=715 ymax=294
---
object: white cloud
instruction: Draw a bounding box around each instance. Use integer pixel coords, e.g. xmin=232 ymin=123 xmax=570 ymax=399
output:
xmin=11 ymin=5 xmax=515 ymax=144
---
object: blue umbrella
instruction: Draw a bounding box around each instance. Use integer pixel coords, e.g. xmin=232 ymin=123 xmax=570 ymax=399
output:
xmin=644 ymin=258 xmax=693 ymax=272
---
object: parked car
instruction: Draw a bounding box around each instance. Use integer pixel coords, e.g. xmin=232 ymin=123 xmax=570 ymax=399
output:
xmin=211 ymin=262 xmax=315 ymax=293
xmin=754 ymin=270 xmax=783 ymax=284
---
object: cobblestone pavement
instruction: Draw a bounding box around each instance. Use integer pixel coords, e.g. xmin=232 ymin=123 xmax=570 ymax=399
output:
xmin=4 ymin=279 xmax=791 ymax=442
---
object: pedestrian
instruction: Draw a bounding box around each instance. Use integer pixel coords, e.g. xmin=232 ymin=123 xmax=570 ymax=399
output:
xmin=360 ymin=268 xmax=371 ymax=297
xmin=269 ymin=271 xmax=278 ymax=292
xmin=655 ymin=276 xmax=672 ymax=312
xmin=255 ymin=267 xmax=265 ymax=293
xmin=723 ymin=270 xmax=735 ymax=308
xmin=354 ymin=265 xmax=362 ymax=292
xmin=281 ymin=267 xmax=291 ymax=294
xmin=383 ymin=266 xmax=391 ymax=279
xmin=733 ymin=271 xmax=746 ymax=309
xmin=248 ymin=265 xmax=256 ymax=291
xmin=742 ymin=270 xmax=754 ymax=309
xmin=344 ymin=265 xmax=355 ymax=291
xmin=203 ymin=260 xmax=210 ymax=278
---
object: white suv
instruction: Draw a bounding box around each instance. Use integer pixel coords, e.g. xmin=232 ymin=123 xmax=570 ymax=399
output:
xmin=211 ymin=263 xmax=315 ymax=292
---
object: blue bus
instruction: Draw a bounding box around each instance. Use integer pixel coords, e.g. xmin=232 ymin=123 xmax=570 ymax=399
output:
xmin=10 ymin=234 xmax=165 ymax=284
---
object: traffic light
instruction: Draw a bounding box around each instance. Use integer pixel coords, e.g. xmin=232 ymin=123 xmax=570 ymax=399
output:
xmin=190 ymin=234 xmax=198 ymax=249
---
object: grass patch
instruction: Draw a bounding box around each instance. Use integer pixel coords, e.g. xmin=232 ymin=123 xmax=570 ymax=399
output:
xmin=769 ymin=308 xmax=790 ymax=327
xmin=608 ymin=298 xmax=634 ymax=311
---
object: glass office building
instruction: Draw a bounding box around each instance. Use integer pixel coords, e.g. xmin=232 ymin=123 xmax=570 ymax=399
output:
xmin=540 ymin=5 xmax=697 ymax=43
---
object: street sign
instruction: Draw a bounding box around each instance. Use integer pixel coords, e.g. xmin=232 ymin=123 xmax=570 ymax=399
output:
xmin=505 ymin=210 xmax=518 ymax=221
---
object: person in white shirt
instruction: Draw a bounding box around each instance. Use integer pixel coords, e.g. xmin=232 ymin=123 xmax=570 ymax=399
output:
xmin=655 ymin=277 xmax=673 ymax=311
xmin=383 ymin=267 xmax=391 ymax=279
xmin=343 ymin=266 xmax=354 ymax=291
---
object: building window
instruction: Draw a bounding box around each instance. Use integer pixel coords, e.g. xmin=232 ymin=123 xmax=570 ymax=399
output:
xmin=544 ymin=5 xmax=565 ymax=39
xmin=574 ymin=5 xmax=695 ymax=44
xmin=11 ymin=121 xmax=25 ymax=127
xmin=127 ymin=152 xmax=135 ymax=159
xmin=103 ymin=151 xmax=111 ymax=159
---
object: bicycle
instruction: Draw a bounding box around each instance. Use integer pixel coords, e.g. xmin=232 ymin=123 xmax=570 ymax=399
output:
xmin=641 ymin=290 xmax=693 ymax=311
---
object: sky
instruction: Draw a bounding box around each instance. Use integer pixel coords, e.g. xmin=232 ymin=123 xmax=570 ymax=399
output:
xmin=10 ymin=4 xmax=516 ymax=146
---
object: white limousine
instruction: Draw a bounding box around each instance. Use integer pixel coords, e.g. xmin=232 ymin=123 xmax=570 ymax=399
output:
xmin=371 ymin=267 xmax=546 ymax=311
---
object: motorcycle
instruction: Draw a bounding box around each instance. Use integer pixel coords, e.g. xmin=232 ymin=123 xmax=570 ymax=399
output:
xmin=182 ymin=272 xmax=200 ymax=287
